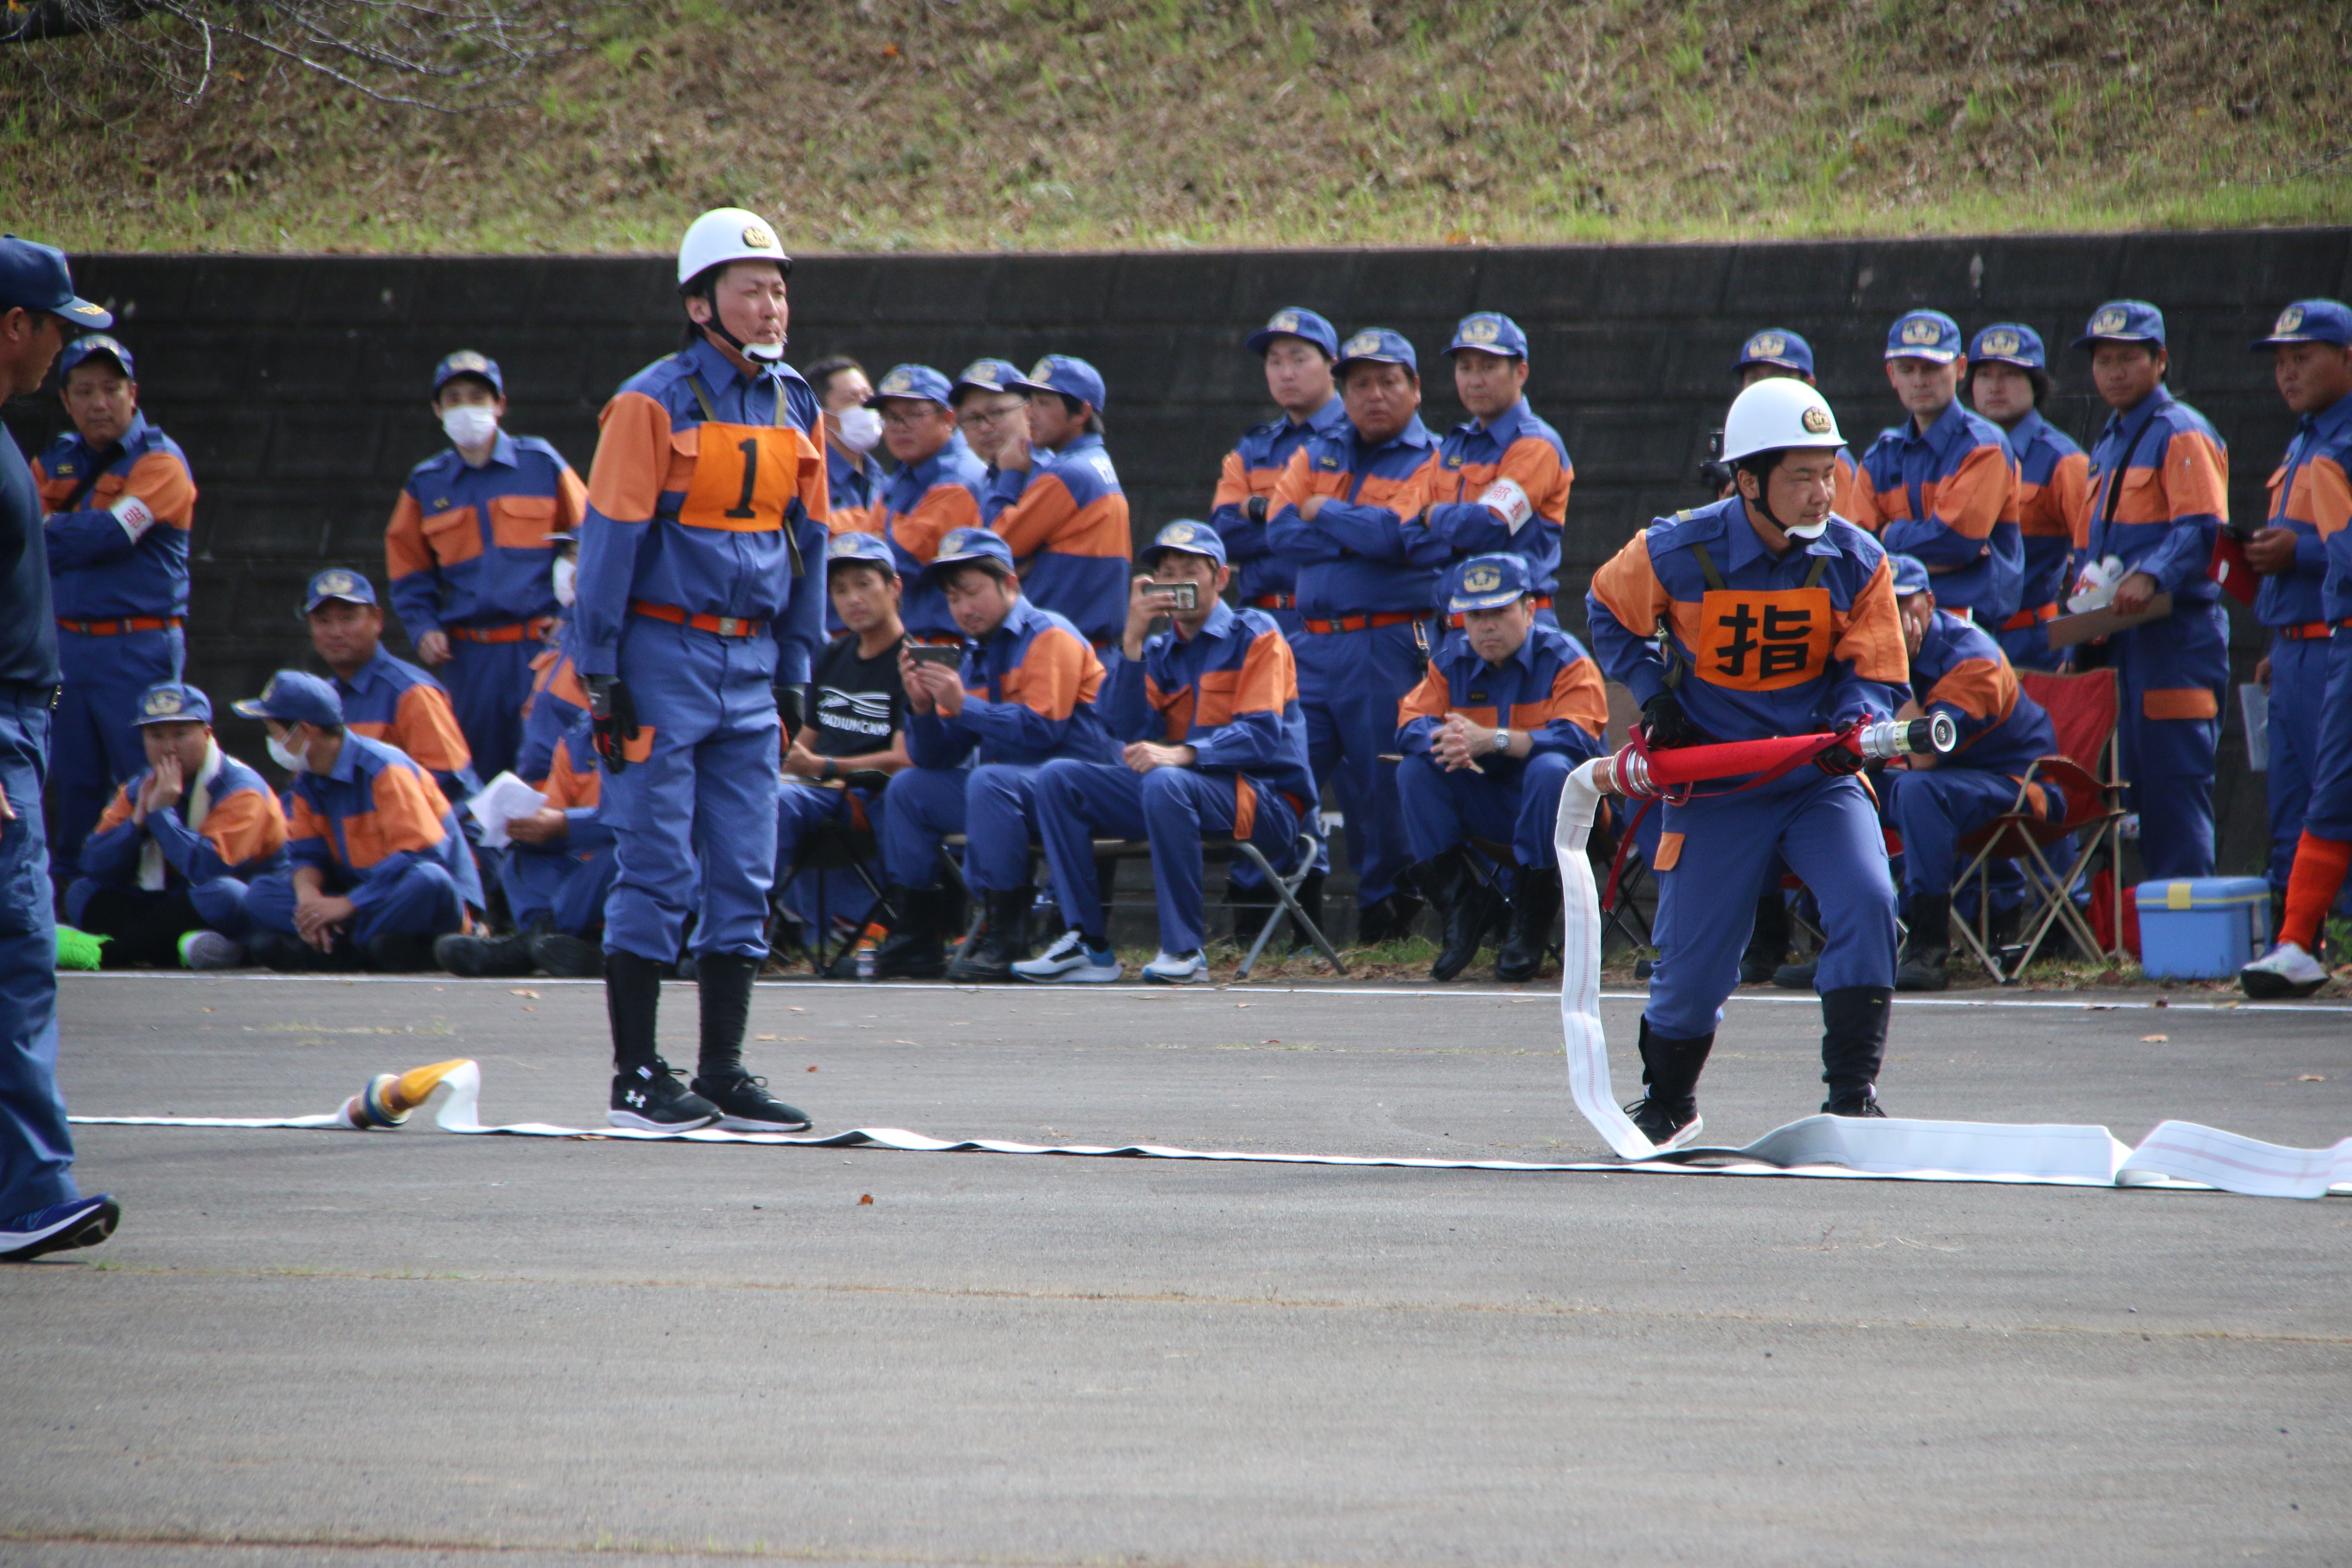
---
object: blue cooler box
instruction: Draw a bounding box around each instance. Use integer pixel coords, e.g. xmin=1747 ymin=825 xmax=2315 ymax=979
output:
xmin=2133 ymin=877 xmax=2272 ymax=980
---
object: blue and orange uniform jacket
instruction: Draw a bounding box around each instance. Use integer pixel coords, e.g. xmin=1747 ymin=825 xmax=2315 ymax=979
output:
xmin=384 ymin=433 xmax=587 ymax=646
xmin=2079 ymin=386 xmax=2231 ymax=612
xmin=2258 ymin=390 xmax=2352 ymax=633
xmin=984 ymin=433 xmax=1131 ymax=648
xmin=34 ymin=412 xmax=196 ymax=625
xmin=334 ymin=646 xmax=480 ymax=799
xmin=1424 ymin=399 xmax=1573 ymax=615
xmin=287 ymin=732 xmax=484 ymax=911
xmin=81 ymin=748 xmax=288 ymax=893
xmin=1395 ymin=622 xmax=1611 ymax=765
xmin=573 ymin=337 xmax=832 ymax=689
xmin=882 ymin=438 xmax=991 ymax=643
xmin=1849 ymin=400 xmax=2024 ymax=625
xmin=1103 ymin=600 xmax=1317 ymax=823
xmin=907 ymin=597 xmax=1115 ymax=771
xmin=1265 ymin=417 xmax=1448 ymax=619
xmin=825 ymin=439 xmax=886 ymax=537
xmin=2002 ymin=410 xmax=2090 ymax=628
xmin=1586 ymin=496 xmax=1909 ymax=752
xmin=1903 ymin=609 xmax=2055 ymax=778
xmin=516 ymin=627 xmax=589 ymax=786
xmin=1209 ymin=395 xmax=1349 ymax=611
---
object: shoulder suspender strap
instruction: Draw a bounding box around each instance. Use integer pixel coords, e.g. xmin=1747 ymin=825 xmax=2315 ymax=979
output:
xmin=1802 ymin=555 xmax=1830 ymax=589
xmin=684 ymin=373 xmax=721 ymax=426
xmin=1686 ymin=541 xmax=1728 ymax=592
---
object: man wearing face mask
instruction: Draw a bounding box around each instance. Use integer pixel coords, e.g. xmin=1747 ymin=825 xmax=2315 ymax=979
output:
xmin=34 ymin=333 xmax=198 ymax=893
xmin=384 ymin=352 xmax=587 ymax=784
xmin=806 ymin=355 xmax=886 ymax=536
xmin=571 ymin=207 xmax=827 ymax=1135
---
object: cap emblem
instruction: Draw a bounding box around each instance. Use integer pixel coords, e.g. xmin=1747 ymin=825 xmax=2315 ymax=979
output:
xmin=317 ymin=570 xmax=358 ymax=597
xmin=1163 ymin=523 xmax=1198 ymax=544
xmin=1460 ymin=317 xmax=1501 ymax=345
xmin=1801 ymin=406 xmax=1832 ymax=434
xmin=958 ymin=361 xmax=998 ymax=387
xmin=1900 ymin=317 xmax=1942 ymax=346
xmin=2276 ymin=305 xmax=2306 ymax=334
xmin=1268 ymin=310 xmax=1299 ymax=333
xmin=445 ymin=351 xmax=490 ymax=374
xmin=1030 ymin=358 xmax=1056 ymax=381
xmin=2091 ymin=306 xmax=2129 ymax=336
xmin=881 ymin=369 xmax=916 ymax=394
xmin=1462 ymin=564 xmax=1503 ymax=594
xmin=142 ymin=688 xmax=184 ymax=717
xmin=742 ymin=223 xmax=776 ymax=250
xmin=1747 ymin=332 xmax=1786 ymax=359
xmin=1341 ymin=331 xmax=1383 ymax=358
xmin=1980 ymin=328 xmax=2022 ymax=357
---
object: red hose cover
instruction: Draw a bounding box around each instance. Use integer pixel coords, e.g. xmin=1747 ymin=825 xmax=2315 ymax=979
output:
xmin=1616 ymin=730 xmax=1857 ymax=789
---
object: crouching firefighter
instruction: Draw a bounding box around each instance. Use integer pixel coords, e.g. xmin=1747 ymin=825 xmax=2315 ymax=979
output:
xmin=571 ymin=208 xmax=830 ymax=1133
xmin=1585 ymin=377 xmax=1911 ymax=1150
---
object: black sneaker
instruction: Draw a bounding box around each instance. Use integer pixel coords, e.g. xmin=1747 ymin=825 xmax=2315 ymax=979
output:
xmin=1622 ymin=1096 xmax=1703 ymax=1152
xmin=528 ymin=931 xmax=604 ymax=978
xmin=434 ymin=931 xmax=535 ymax=978
xmin=608 ymin=1062 xmax=720 ymax=1132
xmin=691 ymin=1073 xmax=812 ymax=1133
xmin=1822 ymin=1094 xmax=1887 ymax=1118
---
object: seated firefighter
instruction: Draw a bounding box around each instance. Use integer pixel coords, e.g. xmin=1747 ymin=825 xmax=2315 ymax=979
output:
xmin=1014 ymin=520 xmax=1317 ymax=986
xmin=66 ymin=681 xmax=288 ymax=970
xmin=433 ymin=705 xmax=614 ymax=980
xmin=1876 ymin=552 xmax=2063 ymax=992
xmin=235 ymin=671 xmax=484 ymax=971
xmin=1395 ymin=554 xmax=1609 ymax=983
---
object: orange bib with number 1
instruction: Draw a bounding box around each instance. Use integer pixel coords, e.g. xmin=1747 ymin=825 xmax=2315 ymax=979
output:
xmin=675 ymin=420 xmax=816 ymax=534
xmin=1693 ymin=586 xmax=1834 ymax=692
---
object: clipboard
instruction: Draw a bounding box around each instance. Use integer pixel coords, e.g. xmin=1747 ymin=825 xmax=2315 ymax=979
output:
xmin=2046 ymin=591 xmax=2173 ymax=650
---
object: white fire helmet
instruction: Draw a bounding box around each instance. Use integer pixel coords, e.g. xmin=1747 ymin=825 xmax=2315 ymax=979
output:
xmin=1721 ymin=377 xmax=1844 ymax=462
xmin=676 ymin=207 xmax=791 ymax=291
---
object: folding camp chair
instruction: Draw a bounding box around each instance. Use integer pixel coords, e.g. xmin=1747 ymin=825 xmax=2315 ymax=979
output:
xmin=1945 ymin=667 xmax=2129 ymax=983
xmin=769 ymin=808 xmax=895 ymax=974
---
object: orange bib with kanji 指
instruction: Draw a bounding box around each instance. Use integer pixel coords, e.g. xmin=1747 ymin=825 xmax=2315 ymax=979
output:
xmin=1693 ymin=586 xmax=1835 ymax=692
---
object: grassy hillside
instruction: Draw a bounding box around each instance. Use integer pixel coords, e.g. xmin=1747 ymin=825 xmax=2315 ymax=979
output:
xmin=4 ymin=0 xmax=2346 ymax=254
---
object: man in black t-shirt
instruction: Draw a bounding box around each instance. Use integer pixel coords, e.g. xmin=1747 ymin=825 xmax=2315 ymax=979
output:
xmin=774 ymin=534 xmax=913 ymax=952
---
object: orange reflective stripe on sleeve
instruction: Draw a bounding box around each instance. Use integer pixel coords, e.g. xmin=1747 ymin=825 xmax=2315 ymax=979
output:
xmin=2162 ymin=429 xmax=2230 ymax=521
xmin=1270 ymin=446 xmax=1321 ymax=514
xmin=896 ymin=484 xmax=982 ymax=564
xmin=555 ymin=465 xmax=589 ymax=533
xmin=288 ymin=793 xmax=327 ymax=846
xmin=1498 ymin=435 xmax=1573 ymax=524
xmin=585 ymin=390 xmax=677 ymax=525
xmin=95 ymin=785 xmax=135 ymax=836
xmin=392 ymin=685 xmax=473 ymax=776
xmin=1925 ymin=656 xmax=2018 ymax=724
xmin=123 ymin=450 xmax=198 ymax=529
xmin=2301 ymin=456 xmax=2352 ymax=541
xmin=385 ymin=490 xmax=435 ymax=584
xmin=1349 ymin=462 xmax=1433 ymax=515
xmin=1510 ymin=655 xmax=1610 ymax=737
xmin=1213 ymin=450 xmax=1252 ymax=511
xmin=1831 ymin=556 xmax=1911 ymax=684
xmin=996 ymin=476 xmax=1129 ymax=559
xmin=2049 ymin=450 xmax=2092 ymax=546
xmin=1844 ymin=473 xmax=1894 ymax=532
xmin=342 ymin=763 xmax=449 ymax=868
xmin=1833 ymin=453 xmax=1867 ymax=529
xmin=1587 ymin=532 xmax=1668 ymax=639
xmin=997 ymin=627 xmax=1094 ymax=720
xmin=202 ymin=788 xmax=289 ymax=868
xmin=1933 ymin=443 xmax=2013 ymax=542
xmin=544 ymin=740 xmax=600 ymax=812
xmin=1396 ymin=665 xmax=1453 ymax=729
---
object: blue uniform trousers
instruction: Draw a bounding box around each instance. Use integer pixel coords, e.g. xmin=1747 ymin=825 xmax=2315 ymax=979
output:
xmin=0 ymin=695 xmax=75 ymax=1221
xmin=2303 ymin=631 xmax=2352 ymax=842
xmin=500 ymin=842 xmax=617 ymax=936
xmin=441 ymin=637 xmax=537 ymax=784
xmin=879 ymin=763 xmax=1039 ymax=893
xmin=247 ymin=861 xmax=465 ymax=945
xmin=1031 ymin=761 xmax=1302 ymax=955
xmin=64 ymin=875 xmax=253 ymax=938
xmin=49 ymin=625 xmax=180 ymax=884
xmin=1292 ymin=621 xmax=1422 ymax=907
xmin=2112 ymin=602 xmax=2227 ymax=880
xmin=773 ymin=779 xmax=879 ymax=930
xmin=1396 ymin=751 xmax=1573 ymax=873
xmin=2263 ymin=636 xmax=2352 ymax=909
xmin=600 ymin=616 xmax=781 ymax=962
xmin=1647 ymin=769 xmax=1898 ymax=1038
xmin=1881 ymin=767 xmax=2061 ymax=899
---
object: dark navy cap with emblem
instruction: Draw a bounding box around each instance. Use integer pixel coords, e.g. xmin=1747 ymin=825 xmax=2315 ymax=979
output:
xmin=1334 ymin=328 xmax=1418 ymax=377
xmin=827 ymin=532 xmax=900 ymax=575
xmin=1141 ymin=519 xmax=1227 ymax=571
xmin=0 ymin=235 xmax=110 ymax=328
xmin=1245 ymin=307 xmax=1339 ymax=360
xmin=865 ymin=363 xmax=953 ymax=409
xmin=1885 ymin=310 xmax=1964 ymax=365
xmin=949 ymin=358 xmax=1025 ymax=401
xmin=58 ymin=333 xmax=134 ymax=380
xmin=1734 ymin=328 xmax=1815 ymax=377
xmin=2250 ymin=299 xmax=2352 ymax=351
xmin=924 ymin=527 xmax=1017 ymax=582
xmin=132 ymin=681 xmax=211 ymax=728
xmin=301 ymin=568 xmax=378 ymax=615
xmin=1889 ymin=554 xmax=1934 ymax=597
xmin=1446 ymin=312 xmax=1529 ymax=360
xmin=232 ymin=670 xmax=345 ymax=728
xmin=1448 ymin=553 xmax=1534 ymax=614
xmin=432 ymin=349 xmax=504 ymax=395
xmin=1968 ymin=323 xmax=2046 ymax=372
xmin=1011 ymin=354 xmax=1107 ymax=412
xmin=2074 ymin=300 xmax=2165 ymax=350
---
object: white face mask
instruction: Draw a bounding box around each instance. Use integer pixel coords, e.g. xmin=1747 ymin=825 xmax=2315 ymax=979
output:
xmin=551 ymin=556 xmax=576 ymax=608
xmin=441 ymin=405 xmax=498 ymax=448
xmin=836 ymin=406 xmax=884 ymax=455
xmin=266 ymin=731 xmax=308 ymax=773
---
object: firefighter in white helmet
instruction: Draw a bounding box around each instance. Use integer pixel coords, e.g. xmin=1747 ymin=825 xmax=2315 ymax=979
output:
xmin=1583 ymin=377 xmax=1911 ymax=1149
xmin=570 ymin=207 xmax=830 ymax=1133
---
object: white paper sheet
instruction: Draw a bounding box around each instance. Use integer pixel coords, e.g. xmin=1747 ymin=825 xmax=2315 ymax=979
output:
xmin=464 ymin=772 xmax=548 ymax=850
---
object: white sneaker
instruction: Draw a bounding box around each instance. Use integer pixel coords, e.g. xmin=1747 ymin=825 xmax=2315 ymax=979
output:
xmin=178 ymin=930 xmax=245 ymax=970
xmin=1142 ymin=949 xmax=1208 ymax=985
xmin=1012 ymin=929 xmax=1124 ymax=984
xmin=2239 ymin=941 xmax=2329 ymax=999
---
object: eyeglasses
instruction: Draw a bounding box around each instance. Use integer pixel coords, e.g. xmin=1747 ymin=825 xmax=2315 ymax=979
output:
xmin=961 ymin=402 xmax=1029 ymax=427
xmin=879 ymin=409 xmax=938 ymax=431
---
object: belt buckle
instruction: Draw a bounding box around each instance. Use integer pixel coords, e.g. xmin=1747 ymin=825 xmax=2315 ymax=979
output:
xmin=717 ymin=616 xmax=743 ymax=637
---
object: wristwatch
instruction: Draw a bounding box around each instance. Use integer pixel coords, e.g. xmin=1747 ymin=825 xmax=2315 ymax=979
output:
xmin=821 ymin=757 xmax=838 ymax=782
xmin=1493 ymin=727 xmax=1510 ymax=753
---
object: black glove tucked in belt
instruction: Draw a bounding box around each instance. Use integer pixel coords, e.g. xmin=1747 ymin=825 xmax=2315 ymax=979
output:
xmin=588 ymin=675 xmax=639 ymax=774
xmin=1640 ymin=692 xmax=1710 ymax=750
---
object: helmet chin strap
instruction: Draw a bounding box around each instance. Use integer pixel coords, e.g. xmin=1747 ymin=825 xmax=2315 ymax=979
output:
xmin=698 ymin=312 xmax=787 ymax=364
xmin=1744 ymin=473 xmax=1829 ymax=543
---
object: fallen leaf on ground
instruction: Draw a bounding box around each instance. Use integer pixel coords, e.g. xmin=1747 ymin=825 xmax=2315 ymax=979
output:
xmin=858 ymin=1193 xmax=873 ymax=1205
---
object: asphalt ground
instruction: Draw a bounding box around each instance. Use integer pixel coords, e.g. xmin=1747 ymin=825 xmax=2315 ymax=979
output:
xmin=6 ymin=973 xmax=2350 ymax=1568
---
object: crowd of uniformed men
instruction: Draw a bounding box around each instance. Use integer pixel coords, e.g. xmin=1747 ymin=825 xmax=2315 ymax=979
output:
xmin=4 ymin=215 xmax=2352 ymax=1209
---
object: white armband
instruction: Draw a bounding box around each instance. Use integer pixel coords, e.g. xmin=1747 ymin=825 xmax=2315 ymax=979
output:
xmin=1477 ymin=477 xmax=1534 ymax=534
xmin=110 ymin=495 xmax=158 ymax=543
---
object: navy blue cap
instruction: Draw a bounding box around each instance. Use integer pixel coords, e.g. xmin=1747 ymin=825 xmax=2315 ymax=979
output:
xmin=432 ymin=349 xmax=503 ymax=396
xmin=866 ymin=363 xmax=953 ymax=409
xmin=1011 ymin=354 xmax=1107 ymax=413
xmin=1245 ymin=307 xmax=1339 ymax=359
xmin=1141 ymin=519 xmax=1227 ymax=570
xmin=2075 ymin=300 xmax=2165 ymax=350
xmin=923 ymin=527 xmax=1016 ymax=582
xmin=1449 ymin=553 xmax=1535 ymax=614
xmin=2251 ymin=299 xmax=2352 ymax=351
xmin=132 ymin=681 xmax=211 ymax=727
xmin=0 ymin=236 xmax=110 ymax=328
xmin=1446 ymin=312 xmax=1528 ymax=360
xmin=949 ymin=358 xmax=1025 ymax=401
xmin=1890 ymin=554 xmax=1934 ymax=596
xmin=1968 ymin=323 xmax=2047 ymax=372
xmin=1886 ymin=310 xmax=1964 ymax=365
xmin=301 ymin=568 xmax=379 ymax=614
xmin=1334 ymin=328 xmax=1418 ymax=377
xmin=827 ymin=532 xmax=899 ymax=575
xmin=58 ymin=333 xmax=134 ymax=380
xmin=232 ymin=671 xmax=345 ymax=728
xmin=1734 ymin=328 xmax=1815 ymax=377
